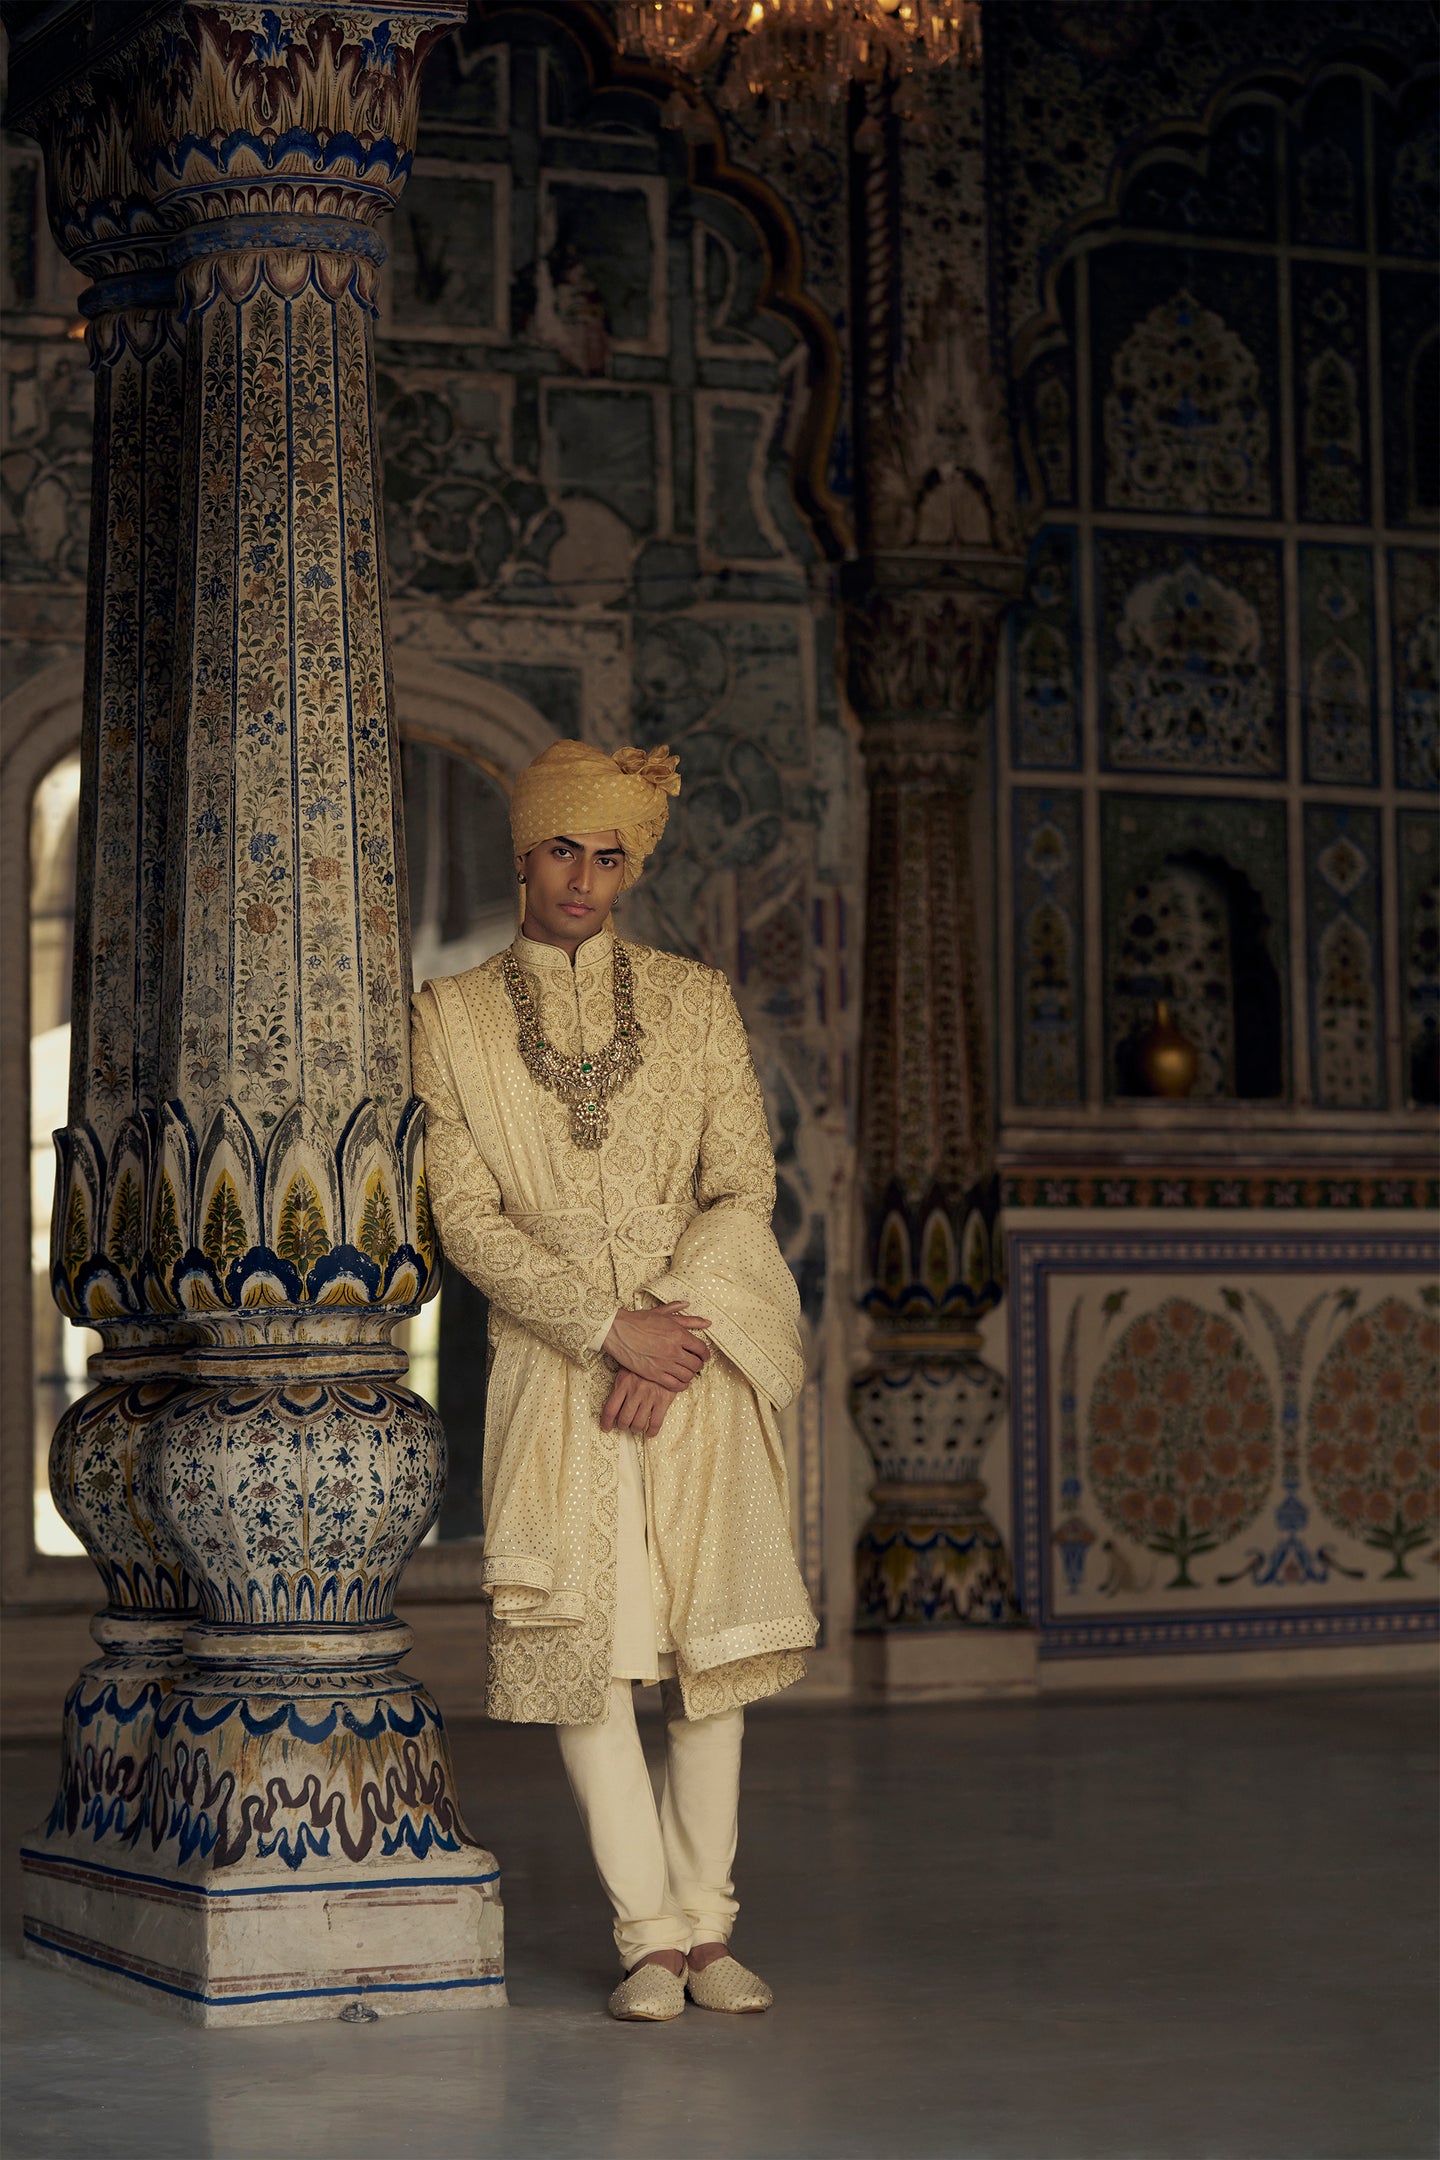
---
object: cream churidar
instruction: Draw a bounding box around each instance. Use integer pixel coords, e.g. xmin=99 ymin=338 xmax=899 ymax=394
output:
xmin=410 ymin=926 xmax=817 ymax=1724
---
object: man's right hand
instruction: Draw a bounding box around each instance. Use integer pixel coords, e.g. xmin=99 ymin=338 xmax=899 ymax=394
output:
xmin=603 ymin=1301 xmax=712 ymax=1390
xmin=599 ymin=1373 xmax=676 ymax=1438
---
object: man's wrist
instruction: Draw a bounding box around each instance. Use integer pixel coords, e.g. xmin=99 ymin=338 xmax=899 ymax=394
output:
xmin=588 ymin=1304 xmax=622 ymax=1355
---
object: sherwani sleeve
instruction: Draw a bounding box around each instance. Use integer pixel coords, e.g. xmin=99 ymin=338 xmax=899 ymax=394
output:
xmin=646 ymin=970 xmax=803 ymax=1409
xmin=410 ymin=995 xmax=619 ymax=1365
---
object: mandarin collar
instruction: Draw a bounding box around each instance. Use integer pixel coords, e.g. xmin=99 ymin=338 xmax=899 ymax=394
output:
xmin=511 ymin=924 xmax=615 ymax=978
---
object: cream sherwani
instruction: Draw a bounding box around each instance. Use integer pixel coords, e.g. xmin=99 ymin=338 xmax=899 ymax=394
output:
xmin=410 ymin=927 xmax=817 ymax=1726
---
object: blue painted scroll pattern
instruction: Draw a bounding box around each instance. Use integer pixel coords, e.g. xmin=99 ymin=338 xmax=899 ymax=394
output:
xmin=46 ymin=1673 xmax=472 ymax=1871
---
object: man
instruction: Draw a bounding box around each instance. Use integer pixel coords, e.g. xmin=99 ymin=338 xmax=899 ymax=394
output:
xmin=410 ymin=738 xmax=816 ymax=2023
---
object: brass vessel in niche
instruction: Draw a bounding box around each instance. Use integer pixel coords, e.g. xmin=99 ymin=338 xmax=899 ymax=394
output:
xmin=1136 ymin=999 xmax=1199 ymax=1099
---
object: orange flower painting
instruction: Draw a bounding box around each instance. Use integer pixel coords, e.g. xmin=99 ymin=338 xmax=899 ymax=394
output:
xmin=1306 ymin=1300 xmax=1439 ymax=1578
xmin=1086 ymin=1297 xmax=1276 ymax=1587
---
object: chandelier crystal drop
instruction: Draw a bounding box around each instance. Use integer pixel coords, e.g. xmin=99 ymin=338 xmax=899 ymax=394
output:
xmin=615 ymin=0 xmax=982 ymax=141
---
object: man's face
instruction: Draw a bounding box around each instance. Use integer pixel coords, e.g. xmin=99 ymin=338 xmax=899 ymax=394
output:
xmin=518 ymin=828 xmax=626 ymax=951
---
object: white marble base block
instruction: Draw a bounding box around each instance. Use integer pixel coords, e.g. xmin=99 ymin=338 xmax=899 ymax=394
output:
xmin=21 ymin=1840 xmax=505 ymax=2026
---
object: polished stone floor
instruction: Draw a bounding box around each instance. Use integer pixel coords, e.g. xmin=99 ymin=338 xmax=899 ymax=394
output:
xmin=2 ymin=1684 xmax=1436 ymax=2160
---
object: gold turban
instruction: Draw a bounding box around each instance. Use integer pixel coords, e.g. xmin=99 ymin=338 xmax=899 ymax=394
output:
xmin=510 ymin=740 xmax=681 ymax=895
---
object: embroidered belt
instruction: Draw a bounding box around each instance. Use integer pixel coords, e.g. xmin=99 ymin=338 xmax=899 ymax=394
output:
xmin=508 ymin=1201 xmax=696 ymax=1267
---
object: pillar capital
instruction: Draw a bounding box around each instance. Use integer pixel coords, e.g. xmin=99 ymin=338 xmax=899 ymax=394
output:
xmin=845 ymin=568 xmax=1023 ymax=784
xmin=5 ymin=1 xmax=466 ymax=305
xmin=843 ymin=285 xmax=1024 ymax=781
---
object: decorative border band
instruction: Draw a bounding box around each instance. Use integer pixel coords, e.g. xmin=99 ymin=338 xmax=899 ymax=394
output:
xmin=167 ymin=212 xmax=389 ymax=265
xmin=24 ymin=1923 xmax=505 ymax=2009
xmin=1037 ymin=1607 xmax=1439 ymax=1658
xmin=1002 ymin=1173 xmax=1439 ymax=1212
xmin=21 ymin=1845 xmax=499 ymax=1901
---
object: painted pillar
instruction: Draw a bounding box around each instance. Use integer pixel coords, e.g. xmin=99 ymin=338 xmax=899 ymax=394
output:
xmin=32 ymin=128 xmax=201 ymax=1874
xmin=845 ymin=104 xmax=1028 ymax=1667
xmin=11 ymin=2 xmax=502 ymax=2026
xmin=846 ymin=560 xmax=1024 ymax=1645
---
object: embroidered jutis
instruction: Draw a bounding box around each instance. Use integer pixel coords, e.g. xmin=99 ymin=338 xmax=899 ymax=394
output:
xmin=409 ymin=927 xmax=817 ymax=1725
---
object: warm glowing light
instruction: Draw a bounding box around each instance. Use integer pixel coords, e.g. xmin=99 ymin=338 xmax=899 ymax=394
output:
xmin=616 ymin=0 xmax=980 ymax=141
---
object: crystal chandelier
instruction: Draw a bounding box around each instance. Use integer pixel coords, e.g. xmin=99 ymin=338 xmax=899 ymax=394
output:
xmin=615 ymin=0 xmax=982 ymax=141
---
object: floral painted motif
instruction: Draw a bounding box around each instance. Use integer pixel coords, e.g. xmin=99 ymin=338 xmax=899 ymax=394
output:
xmin=1297 ymin=139 xmax=1357 ymax=249
xmin=1014 ymin=791 xmax=1083 ymax=1107
xmin=151 ymin=1380 xmax=444 ymax=1627
xmin=1293 ymin=264 xmax=1368 ymax=525
xmin=1387 ymin=112 xmax=1440 ymax=259
xmin=1011 ymin=528 xmax=1078 ymax=768
xmin=1300 ymin=545 xmax=1374 ymax=785
xmin=1106 ymin=559 xmax=1278 ymax=773
xmin=1029 ymin=368 xmax=1073 ymax=506
xmin=49 ymin=1379 xmax=198 ymax=1615
xmin=1087 ymin=1298 xmax=1276 ymax=1587
xmin=1315 ymin=917 xmax=1379 ymax=1107
xmin=69 ymin=329 xmax=185 ymax=1159
xmin=1103 ymin=290 xmax=1271 ymax=516
xmin=1306 ymin=808 xmax=1383 ymax=1112
xmin=120 ymin=254 xmax=422 ymax=1314
xmin=0 ymin=333 xmax=92 ymax=586
xmin=1306 ymin=1300 xmax=1439 ymax=1578
xmin=1391 ymin=548 xmax=1439 ymax=792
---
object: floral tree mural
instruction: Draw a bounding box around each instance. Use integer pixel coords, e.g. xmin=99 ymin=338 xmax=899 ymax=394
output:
xmin=1086 ymin=1297 xmax=1276 ymax=1587
xmin=1305 ymin=1297 xmax=1440 ymax=1578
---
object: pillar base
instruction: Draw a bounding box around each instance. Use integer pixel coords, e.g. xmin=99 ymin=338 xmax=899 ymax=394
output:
xmin=20 ymin=1840 xmax=505 ymax=2026
xmin=21 ymin=1646 xmax=506 ymax=2025
xmin=852 ymin=1627 xmax=1038 ymax=1701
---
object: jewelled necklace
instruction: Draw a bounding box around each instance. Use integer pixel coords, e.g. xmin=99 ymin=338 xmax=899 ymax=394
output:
xmin=501 ymin=942 xmax=645 ymax=1150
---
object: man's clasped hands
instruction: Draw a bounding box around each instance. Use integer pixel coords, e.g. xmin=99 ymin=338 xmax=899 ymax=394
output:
xmin=599 ymin=1303 xmax=712 ymax=1440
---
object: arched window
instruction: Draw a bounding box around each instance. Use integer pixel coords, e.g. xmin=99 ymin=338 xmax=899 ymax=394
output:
xmin=28 ymin=751 xmax=94 ymax=1557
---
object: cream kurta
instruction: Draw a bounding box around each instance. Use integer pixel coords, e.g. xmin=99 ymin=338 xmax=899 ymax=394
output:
xmin=410 ymin=928 xmax=817 ymax=1725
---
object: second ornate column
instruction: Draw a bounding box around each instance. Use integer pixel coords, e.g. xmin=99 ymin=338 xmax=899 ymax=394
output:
xmin=843 ymin=198 xmax=1030 ymax=1680
xmin=846 ymin=564 xmax=1028 ymax=1689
